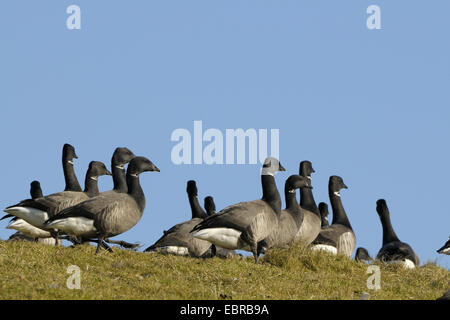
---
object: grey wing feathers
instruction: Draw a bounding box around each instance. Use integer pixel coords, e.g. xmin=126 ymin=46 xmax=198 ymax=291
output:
xmin=191 ymin=200 xmax=269 ymax=233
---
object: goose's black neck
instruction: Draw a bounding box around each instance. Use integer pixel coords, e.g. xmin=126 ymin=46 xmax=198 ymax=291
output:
xmin=299 ymin=180 xmax=319 ymax=216
xmin=127 ymin=173 xmax=146 ymax=213
xmin=285 ymin=185 xmax=300 ymax=212
xmin=378 ymin=210 xmax=400 ymax=245
xmin=111 ymin=160 xmax=127 ymax=193
xmin=261 ymin=174 xmax=282 ymax=216
xmin=84 ymin=175 xmax=100 ymax=198
xmin=63 ymin=159 xmax=82 ymax=192
xmin=189 ymin=194 xmax=207 ymax=219
xmin=30 ymin=186 xmax=43 ymax=199
xmin=329 ymin=187 xmax=352 ymax=229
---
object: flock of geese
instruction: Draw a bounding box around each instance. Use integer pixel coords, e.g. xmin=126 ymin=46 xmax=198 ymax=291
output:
xmin=2 ymin=144 xmax=449 ymax=270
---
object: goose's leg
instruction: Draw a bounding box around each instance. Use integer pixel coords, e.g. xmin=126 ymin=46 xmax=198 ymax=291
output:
xmin=101 ymin=240 xmax=113 ymax=253
xmin=251 ymin=242 xmax=259 ymax=263
xmin=50 ymin=230 xmax=60 ymax=246
xmin=95 ymin=238 xmax=103 ymax=254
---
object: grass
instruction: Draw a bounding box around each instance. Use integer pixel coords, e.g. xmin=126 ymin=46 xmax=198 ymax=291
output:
xmin=0 ymin=240 xmax=448 ymax=300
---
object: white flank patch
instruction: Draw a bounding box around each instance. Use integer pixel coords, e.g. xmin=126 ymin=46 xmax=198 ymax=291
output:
xmin=311 ymin=244 xmax=338 ymax=255
xmin=47 ymin=217 xmax=96 ymax=237
xmin=402 ymin=259 xmax=416 ymax=269
xmin=193 ymin=228 xmax=242 ymax=250
xmin=4 ymin=207 xmax=48 ymax=229
xmin=7 ymin=219 xmax=51 ymax=238
xmin=386 ymin=259 xmax=416 ymax=269
xmin=37 ymin=238 xmax=59 ymax=246
xmin=155 ymin=246 xmax=189 ymax=256
xmin=440 ymin=247 xmax=450 ymax=255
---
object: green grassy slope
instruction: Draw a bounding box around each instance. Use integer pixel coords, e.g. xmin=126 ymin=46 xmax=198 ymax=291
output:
xmin=0 ymin=241 xmax=448 ymax=300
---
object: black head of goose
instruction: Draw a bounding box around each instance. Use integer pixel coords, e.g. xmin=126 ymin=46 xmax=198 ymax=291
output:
xmin=355 ymin=247 xmax=373 ymax=263
xmin=62 ymin=143 xmax=83 ymax=192
xmin=437 ymin=238 xmax=450 ymax=255
xmin=30 ymin=181 xmax=43 ymax=199
xmin=375 ymin=199 xmax=419 ymax=268
xmin=318 ymin=202 xmax=329 ymax=228
xmin=311 ymin=176 xmax=356 ymax=257
xmin=192 ymin=157 xmax=286 ymax=263
xmin=4 ymin=161 xmax=112 ymax=230
xmin=46 ymin=156 xmax=159 ymax=254
xmin=296 ymin=161 xmax=322 ymax=245
xmin=263 ymin=174 xmax=312 ymax=250
xmin=204 ymin=196 xmax=216 ymax=216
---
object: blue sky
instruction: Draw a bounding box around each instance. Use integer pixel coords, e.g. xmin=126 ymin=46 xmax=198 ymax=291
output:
xmin=0 ymin=1 xmax=449 ymax=269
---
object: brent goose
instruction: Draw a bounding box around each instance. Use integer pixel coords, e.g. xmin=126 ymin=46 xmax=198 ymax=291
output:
xmin=145 ymin=180 xmax=213 ymax=257
xmin=375 ymin=199 xmax=419 ymax=268
xmin=4 ymin=161 xmax=112 ymax=232
xmin=311 ymin=176 xmax=356 ymax=257
xmin=192 ymin=157 xmax=286 ymax=263
xmin=45 ymin=156 xmax=160 ymax=254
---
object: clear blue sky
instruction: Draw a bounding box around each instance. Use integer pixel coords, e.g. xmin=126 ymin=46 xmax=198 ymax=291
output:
xmin=0 ymin=1 xmax=449 ymax=269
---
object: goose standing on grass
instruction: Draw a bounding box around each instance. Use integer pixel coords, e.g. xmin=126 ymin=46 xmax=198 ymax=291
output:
xmin=192 ymin=157 xmax=286 ymax=263
xmin=355 ymin=247 xmax=373 ymax=263
xmin=45 ymin=156 xmax=160 ymax=254
xmin=437 ymin=238 xmax=450 ymax=255
xmin=4 ymin=161 xmax=112 ymax=234
xmin=311 ymin=176 xmax=356 ymax=257
xmin=145 ymin=180 xmax=213 ymax=257
xmin=375 ymin=199 xmax=419 ymax=268
xmin=262 ymin=175 xmax=312 ymax=250
xmin=296 ymin=161 xmax=321 ymax=245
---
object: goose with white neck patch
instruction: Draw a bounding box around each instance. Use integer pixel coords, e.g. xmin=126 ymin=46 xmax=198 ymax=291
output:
xmin=311 ymin=176 xmax=356 ymax=257
xmin=296 ymin=161 xmax=322 ymax=245
xmin=145 ymin=180 xmax=213 ymax=257
xmin=45 ymin=156 xmax=160 ymax=254
xmin=4 ymin=161 xmax=112 ymax=233
xmin=191 ymin=157 xmax=286 ymax=263
xmin=375 ymin=199 xmax=419 ymax=268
